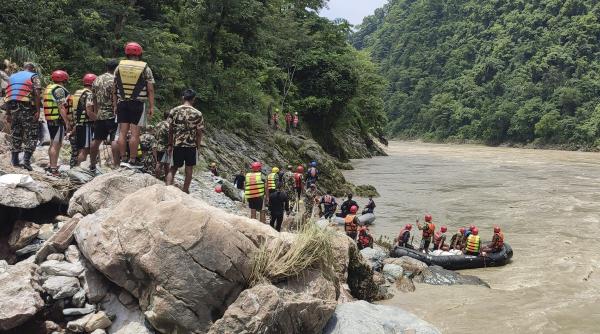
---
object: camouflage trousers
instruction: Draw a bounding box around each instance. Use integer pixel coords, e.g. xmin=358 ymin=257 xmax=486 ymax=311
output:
xmin=8 ymin=102 xmax=37 ymax=153
xmin=69 ymin=132 xmax=78 ymax=168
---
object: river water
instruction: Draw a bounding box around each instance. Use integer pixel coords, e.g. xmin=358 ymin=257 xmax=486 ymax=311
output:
xmin=343 ymin=141 xmax=600 ymax=334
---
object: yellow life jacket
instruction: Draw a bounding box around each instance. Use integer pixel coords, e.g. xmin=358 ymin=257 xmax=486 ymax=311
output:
xmin=267 ymin=172 xmax=277 ymax=190
xmin=115 ymin=60 xmax=148 ymax=100
xmin=43 ymin=83 xmax=69 ymax=121
xmin=465 ymin=235 xmax=480 ymax=253
xmin=245 ymin=172 xmax=265 ymax=199
xmin=72 ymin=88 xmax=91 ymax=124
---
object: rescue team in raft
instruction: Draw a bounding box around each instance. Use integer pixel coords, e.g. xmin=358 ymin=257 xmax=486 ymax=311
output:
xmin=395 ymin=214 xmax=506 ymax=257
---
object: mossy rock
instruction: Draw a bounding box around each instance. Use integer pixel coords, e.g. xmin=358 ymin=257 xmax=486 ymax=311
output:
xmin=354 ymin=184 xmax=380 ymax=198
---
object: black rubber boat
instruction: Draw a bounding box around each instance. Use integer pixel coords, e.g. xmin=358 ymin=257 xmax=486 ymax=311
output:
xmin=390 ymin=243 xmax=513 ymax=270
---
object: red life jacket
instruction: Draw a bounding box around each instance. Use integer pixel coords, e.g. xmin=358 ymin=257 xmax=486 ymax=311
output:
xmin=285 ymin=113 xmax=292 ymax=122
xmin=397 ymin=228 xmax=410 ymax=245
xmin=358 ymin=227 xmax=371 ymax=247
xmin=293 ymin=173 xmax=303 ymax=188
xmin=433 ymin=232 xmax=445 ymax=248
xmin=493 ymin=232 xmax=504 ymax=249
xmin=422 ymin=223 xmax=435 ymax=238
xmin=293 ymin=115 xmax=299 ymax=125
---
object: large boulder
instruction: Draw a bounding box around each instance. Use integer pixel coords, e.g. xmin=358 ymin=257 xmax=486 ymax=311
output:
xmin=414 ymin=265 xmax=489 ymax=287
xmin=100 ymin=291 xmax=153 ymax=334
xmin=323 ymin=300 xmax=441 ymax=334
xmin=68 ymin=169 xmax=160 ymax=216
xmin=208 ymin=284 xmax=336 ymax=334
xmin=359 ymin=246 xmax=388 ymax=272
xmin=8 ymin=220 xmax=40 ymax=251
xmin=0 ymin=261 xmax=44 ymax=331
xmin=0 ymin=174 xmax=63 ymax=209
xmin=75 ymin=184 xmax=278 ymax=333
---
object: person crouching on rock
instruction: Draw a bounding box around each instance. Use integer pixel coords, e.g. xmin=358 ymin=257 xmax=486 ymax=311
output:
xmin=344 ymin=205 xmax=360 ymax=241
xmin=416 ymin=214 xmax=435 ymax=253
xmin=267 ymin=181 xmax=289 ymax=232
xmin=166 ymin=89 xmax=204 ymax=194
xmin=396 ymin=224 xmax=413 ymax=248
xmin=482 ymin=226 xmax=504 ymax=254
xmin=464 ymin=227 xmax=482 ymax=256
xmin=245 ymin=161 xmax=267 ymax=222
xmin=357 ymin=225 xmax=373 ymax=250
xmin=319 ymin=191 xmax=337 ymax=219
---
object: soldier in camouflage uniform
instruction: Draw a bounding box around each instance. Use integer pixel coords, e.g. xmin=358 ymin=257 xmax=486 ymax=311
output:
xmin=153 ymin=113 xmax=169 ymax=179
xmin=281 ymin=165 xmax=297 ymax=211
xmin=165 ymin=89 xmax=204 ymax=193
xmin=303 ymin=183 xmax=319 ymax=222
xmin=139 ymin=130 xmax=157 ymax=174
xmin=4 ymin=62 xmax=41 ymax=171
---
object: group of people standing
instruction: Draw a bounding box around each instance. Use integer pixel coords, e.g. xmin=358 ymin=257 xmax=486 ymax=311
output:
xmin=268 ymin=105 xmax=299 ymax=134
xmin=396 ymin=214 xmax=505 ymax=256
xmin=2 ymin=42 xmax=204 ymax=194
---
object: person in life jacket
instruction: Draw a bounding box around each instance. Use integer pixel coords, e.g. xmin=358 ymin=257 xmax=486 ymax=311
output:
xmin=363 ymin=195 xmax=376 ymax=214
xmin=306 ymin=161 xmax=318 ymax=187
xmin=293 ymin=165 xmax=304 ymax=210
xmin=396 ymin=224 xmax=413 ymax=248
xmin=433 ymin=226 xmax=448 ymax=251
xmin=4 ymin=62 xmax=42 ymax=171
xmin=267 ymin=167 xmax=279 ymax=193
xmin=462 ymin=224 xmax=476 ymax=247
xmin=319 ymin=191 xmax=338 ymax=219
xmin=344 ymin=205 xmax=360 ymax=240
xmin=293 ymin=112 xmax=299 ymax=129
xmin=285 ymin=111 xmax=292 ymax=134
xmin=70 ymin=73 xmax=97 ymax=167
xmin=449 ymin=227 xmax=465 ymax=250
xmin=483 ymin=226 xmax=505 ymax=253
xmin=245 ymin=161 xmax=267 ymax=222
xmin=44 ymin=70 xmax=72 ymax=177
xmin=209 ymin=162 xmax=219 ymax=177
xmin=357 ymin=225 xmax=373 ymax=250
xmin=416 ymin=214 xmax=436 ymax=253
xmin=114 ymin=42 xmax=155 ymax=169
xmin=464 ymin=227 xmax=481 ymax=256
xmin=338 ymin=193 xmax=358 ymax=218
xmin=272 ymin=108 xmax=279 ymax=130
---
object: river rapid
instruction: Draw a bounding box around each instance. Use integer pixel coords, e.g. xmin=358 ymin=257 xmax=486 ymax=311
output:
xmin=343 ymin=141 xmax=600 ymax=334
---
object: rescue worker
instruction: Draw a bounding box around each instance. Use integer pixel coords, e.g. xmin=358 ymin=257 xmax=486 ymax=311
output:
xmin=272 ymin=108 xmax=279 ymax=130
xmin=44 ymin=70 xmax=71 ymax=177
xmin=4 ymin=62 xmax=41 ymax=171
xmin=293 ymin=165 xmax=304 ymax=210
xmin=209 ymin=162 xmax=219 ymax=176
xmin=71 ymin=73 xmax=97 ymax=166
xmin=293 ymin=112 xmax=299 ymax=129
xmin=433 ymin=226 xmax=448 ymax=251
xmin=482 ymin=226 xmax=505 ymax=253
xmin=303 ymin=183 xmax=318 ymax=221
xmin=153 ymin=111 xmax=170 ymax=179
xmin=357 ymin=225 xmax=373 ymax=250
xmin=319 ymin=191 xmax=337 ymax=219
xmin=267 ymin=181 xmax=290 ymax=232
xmin=396 ymin=224 xmax=413 ymax=248
xmin=449 ymin=227 xmax=465 ymax=250
xmin=363 ymin=195 xmax=376 ymax=214
xmin=464 ymin=227 xmax=481 ymax=256
xmin=267 ymin=167 xmax=279 ymax=195
xmin=245 ymin=161 xmax=267 ymax=221
xmin=165 ymin=89 xmax=204 ymax=194
xmin=282 ymin=165 xmax=296 ymax=210
xmin=344 ymin=205 xmax=360 ymax=240
xmin=233 ymin=169 xmax=245 ymax=203
xmin=89 ymin=59 xmax=119 ymax=171
xmin=306 ymin=161 xmax=318 ymax=186
xmin=285 ymin=111 xmax=292 ymax=134
xmin=339 ymin=193 xmax=358 ymax=218
xmin=416 ymin=214 xmax=435 ymax=253
xmin=462 ymin=224 xmax=476 ymax=246
xmin=113 ymin=42 xmax=155 ymax=168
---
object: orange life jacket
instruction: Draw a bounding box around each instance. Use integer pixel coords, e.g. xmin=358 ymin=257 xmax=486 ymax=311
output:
xmin=344 ymin=214 xmax=357 ymax=233
xmin=422 ymin=222 xmax=435 ymax=238
xmin=397 ymin=228 xmax=410 ymax=245
xmin=293 ymin=173 xmax=303 ymax=188
xmin=493 ymin=232 xmax=504 ymax=249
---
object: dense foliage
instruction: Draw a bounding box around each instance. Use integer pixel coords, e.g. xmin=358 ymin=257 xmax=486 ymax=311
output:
xmin=354 ymin=0 xmax=600 ymax=147
xmin=0 ymin=0 xmax=386 ymax=154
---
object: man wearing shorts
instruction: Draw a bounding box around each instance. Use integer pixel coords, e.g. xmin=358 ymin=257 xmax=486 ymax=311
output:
xmin=113 ymin=42 xmax=155 ymax=168
xmin=89 ymin=59 xmax=119 ymax=171
xmin=43 ymin=70 xmax=71 ymax=177
xmin=165 ymin=89 xmax=204 ymax=193
xmin=70 ymin=73 xmax=97 ymax=166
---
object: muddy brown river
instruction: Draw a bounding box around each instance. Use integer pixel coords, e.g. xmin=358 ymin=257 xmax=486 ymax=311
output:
xmin=343 ymin=141 xmax=600 ymax=334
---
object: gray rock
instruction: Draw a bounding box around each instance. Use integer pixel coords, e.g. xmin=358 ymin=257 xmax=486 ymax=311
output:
xmin=396 ymin=275 xmax=416 ymax=293
xmin=38 ymin=223 xmax=55 ymax=240
xmin=44 ymin=320 xmax=60 ymax=333
xmin=359 ymin=247 xmax=388 ymax=272
xmin=66 ymin=166 xmax=95 ymax=185
xmin=208 ymin=284 xmax=336 ymax=334
xmin=90 ymin=329 xmax=107 ymax=334
xmin=42 ymin=276 xmax=80 ymax=299
xmin=414 ymin=265 xmax=489 ymax=287
xmin=15 ymin=243 xmax=43 ymax=257
xmin=323 ymin=300 xmax=441 ymax=334
xmin=382 ymin=263 xmax=404 ymax=282
xmin=65 ymin=245 xmax=81 ymax=263
xmin=63 ymin=305 xmax=96 ymax=316
xmin=35 ymin=215 xmax=82 ymax=264
xmin=8 ymin=220 xmax=40 ymax=251
xmin=384 ymin=256 xmax=428 ymax=275
xmin=0 ymin=261 xmax=44 ymax=331
xmin=72 ymin=289 xmax=87 ymax=308
xmin=46 ymin=253 xmax=65 ymax=261
xmin=84 ymin=311 xmax=112 ymax=332
xmin=0 ymin=178 xmax=64 ymax=209
xmin=0 ymin=260 xmax=8 ymax=274
xmin=40 ymin=260 xmax=84 ymax=277
xmin=100 ymin=291 xmax=152 ymax=334
xmin=79 ymin=256 xmax=109 ymax=303
xmin=66 ymin=313 xmax=93 ymax=332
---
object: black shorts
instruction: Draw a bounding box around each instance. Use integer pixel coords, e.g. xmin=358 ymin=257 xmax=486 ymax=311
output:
xmin=172 ymin=147 xmax=197 ymax=167
xmin=116 ymin=100 xmax=144 ymax=125
xmin=248 ymin=197 xmax=264 ymax=210
xmin=75 ymin=123 xmax=93 ymax=149
xmin=94 ymin=118 xmax=117 ymax=142
xmin=47 ymin=122 xmax=64 ymax=144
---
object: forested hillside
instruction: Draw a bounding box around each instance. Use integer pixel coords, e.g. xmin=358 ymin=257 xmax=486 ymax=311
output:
xmin=0 ymin=0 xmax=386 ymax=158
xmin=354 ymin=0 xmax=600 ymax=147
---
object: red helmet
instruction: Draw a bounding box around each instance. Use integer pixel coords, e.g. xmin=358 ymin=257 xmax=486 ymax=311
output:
xmin=125 ymin=42 xmax=143 ymax=56
xmin=494 ymin=226 xmax=501 ymax=234
xmin=441 ymin=226 xmax=447 ymax=233
xmin=51 ymin=70 xmax=69 ymax=83
xmin=214 ymin=185 xmax=222 ymax=193
xmin=459 ymin=227 xmax=465 ymax=234
xmin=472 ymin=227 xmax=479 ymax=235
xmin=405 ymin=224 xmax=412 ymax=231
xmin=424 ymin=214 xmax=432 ymax=222
xmin=350 ymin=205 xmax=358 ymax=214
xmin=296 ymin=165 xmax=304 ymax=173
xmin=251 ymin=161 xmax=262 ymax=172
xmin=82 ymin=73 xmax=97 ymax=86
xmin=469 ymin=225 xmax=476 ymax=230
